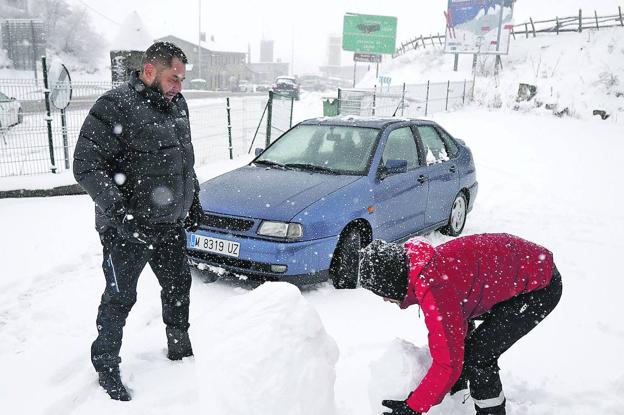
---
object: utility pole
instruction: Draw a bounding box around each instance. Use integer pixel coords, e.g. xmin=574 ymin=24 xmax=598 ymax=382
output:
xmin=198 ymin=0 xmax=202 ymax=80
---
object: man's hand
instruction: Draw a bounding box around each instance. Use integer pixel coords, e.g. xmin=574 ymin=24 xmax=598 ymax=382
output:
xmin=381 ymin=400 xmax=420 ymax=415
xmin=184 ymin=194 xmax=204 ymax=232
xmin=108 ymin=202 xmax=149 ymax=243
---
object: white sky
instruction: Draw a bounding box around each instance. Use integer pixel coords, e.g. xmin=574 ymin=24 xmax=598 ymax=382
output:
xmin=72 ymin=0 xmax=624 ymax=74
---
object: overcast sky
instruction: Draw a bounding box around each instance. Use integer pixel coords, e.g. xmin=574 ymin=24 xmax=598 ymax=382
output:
xmin=71 ymin=0 xmax=624 ymax=74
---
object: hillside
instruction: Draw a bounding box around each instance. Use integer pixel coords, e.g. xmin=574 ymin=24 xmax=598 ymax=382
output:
xmin=359 ymin=27 xmax=624 ymax=122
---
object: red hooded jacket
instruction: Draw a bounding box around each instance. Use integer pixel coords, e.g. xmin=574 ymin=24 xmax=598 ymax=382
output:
xmin=402 ymin=233 xmax=554 ymax=413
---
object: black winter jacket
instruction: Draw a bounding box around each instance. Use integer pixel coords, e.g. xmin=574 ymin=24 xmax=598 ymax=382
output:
xmin=73 ymin=72 xmax=200 ymax=232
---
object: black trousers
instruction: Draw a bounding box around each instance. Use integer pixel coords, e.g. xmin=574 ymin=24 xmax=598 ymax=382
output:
xmin=461 ymin=267 xmax=563 ymax=412
xmin=91 ymin=226 xmax=192 ymax=372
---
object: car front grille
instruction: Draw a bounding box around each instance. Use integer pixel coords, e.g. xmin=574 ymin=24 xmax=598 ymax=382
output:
xmin=201 ymin=214 xmax=255 ymax=232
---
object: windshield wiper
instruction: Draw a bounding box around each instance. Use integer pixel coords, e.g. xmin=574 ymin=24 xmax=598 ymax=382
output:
xmin=253 ymin=159 xmax=289 ymax=169
xmin=284 ymin=163 xmax=338 ymax=174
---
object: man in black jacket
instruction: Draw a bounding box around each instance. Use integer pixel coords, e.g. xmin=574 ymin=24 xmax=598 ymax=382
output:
xmin=73 ymin=42 xmax=204 ymax=401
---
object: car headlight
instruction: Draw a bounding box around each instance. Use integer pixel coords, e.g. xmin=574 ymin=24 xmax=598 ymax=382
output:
xmin=257 ymin=221 xmax=303 ymax=239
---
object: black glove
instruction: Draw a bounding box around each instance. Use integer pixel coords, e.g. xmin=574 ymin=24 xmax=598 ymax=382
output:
xmin=381 ymin=400 xmax=421 ymax=415
xmin=450 ymin=373 xmax=468 ymax=395
xmin=184 ymin=193 xmax=204 ymax=232
xmin=108 ymin=202 xmax=150 ymax=243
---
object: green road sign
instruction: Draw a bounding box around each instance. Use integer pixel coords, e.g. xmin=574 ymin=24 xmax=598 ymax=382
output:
xmin=342 ymin=13 xmax=397 ymax=54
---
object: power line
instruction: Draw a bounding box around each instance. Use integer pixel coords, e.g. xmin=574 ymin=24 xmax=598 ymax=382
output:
xmin=77 ymin=0 xmax=120 ymax=25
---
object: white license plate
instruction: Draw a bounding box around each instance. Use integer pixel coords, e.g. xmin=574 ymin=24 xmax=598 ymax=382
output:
xmin=190 ymin=234 xmax=240 ymax=258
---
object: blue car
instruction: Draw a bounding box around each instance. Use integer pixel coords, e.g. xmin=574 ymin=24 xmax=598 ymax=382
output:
xmin=187 ymin=116 xmax=478 ymax=288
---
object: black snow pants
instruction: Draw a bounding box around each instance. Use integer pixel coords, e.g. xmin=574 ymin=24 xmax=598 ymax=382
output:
xmin=91 ymin=225 xmax=192 ymax=372
xmin=459 ymin=266 xmax=563 ymax=414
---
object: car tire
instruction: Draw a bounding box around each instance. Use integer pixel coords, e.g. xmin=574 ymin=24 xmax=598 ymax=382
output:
xmin=330 ymin=227 xmax=361 ymax=289
xmin=17 ymin=107 xmax=23 ymax=124
xmin=441 ymin=192 xmax=468 ymax=236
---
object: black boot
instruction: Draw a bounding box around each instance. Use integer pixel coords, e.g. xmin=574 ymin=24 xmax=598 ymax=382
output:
xmin=98 ymin=367 xmax=131 ymax=401
xmin=166 ymin=327 xmax=193 ymax=360
xmin=475 ymin=399 xmax=506 ymax=415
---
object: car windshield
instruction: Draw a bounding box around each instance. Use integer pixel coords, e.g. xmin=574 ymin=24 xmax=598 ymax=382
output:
xmin=254 ymin=124 xmax=380 ymax=175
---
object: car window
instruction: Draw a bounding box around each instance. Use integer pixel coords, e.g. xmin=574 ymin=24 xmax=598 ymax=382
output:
xmin=255 ymin=125 xmax=379 ymax=175
xmin=0 ymin=92 xmax=9 ymax=101
xmin=381 ymin=127 xmax=420 ymax=169
xmin=417 ymin=125 xmax=450 ymax=165
xmin=436 ymin=127 xmax=459 ymax=158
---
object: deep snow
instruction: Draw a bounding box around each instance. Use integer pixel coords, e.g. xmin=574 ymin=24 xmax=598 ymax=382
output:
xmin=1 ymin=107 xmax=623 ymax=414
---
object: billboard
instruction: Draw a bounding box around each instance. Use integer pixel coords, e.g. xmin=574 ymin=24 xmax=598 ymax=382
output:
xmin=342 ymin=13 xmax=397 ymax=55
xmin=444 ymin=0 xmax=515 ymax=55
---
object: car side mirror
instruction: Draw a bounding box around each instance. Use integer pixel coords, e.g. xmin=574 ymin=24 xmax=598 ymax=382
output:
xmin=254 ymin=148 xmax=264 ymax=157
xmin=380 ymin=159 xmax=408 ymax=179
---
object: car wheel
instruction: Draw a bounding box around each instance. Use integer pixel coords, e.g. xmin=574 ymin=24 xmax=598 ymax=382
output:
xmin=330 ymin=227 xmax=361 ymax=289
xmin=441 ymin=192 xmax=467 ymax=236
xmin=17 ymin=108 xmax=23 ymax=124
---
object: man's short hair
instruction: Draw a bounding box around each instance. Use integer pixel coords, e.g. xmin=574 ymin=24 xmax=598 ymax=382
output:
xmin=142 ymin=41 xmax=188 ymax=68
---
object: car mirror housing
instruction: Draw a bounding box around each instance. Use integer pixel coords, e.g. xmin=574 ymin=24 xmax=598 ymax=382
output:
xmin=254 ymin=148 xmax=265 ymax=157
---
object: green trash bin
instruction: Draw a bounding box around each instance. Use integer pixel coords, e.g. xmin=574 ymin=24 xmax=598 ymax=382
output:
xmin=323 ymin=98 xmax=339 ymax=116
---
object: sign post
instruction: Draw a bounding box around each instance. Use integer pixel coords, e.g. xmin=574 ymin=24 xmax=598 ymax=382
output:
xmin=48 ymin=63 xmax=73 ymax=169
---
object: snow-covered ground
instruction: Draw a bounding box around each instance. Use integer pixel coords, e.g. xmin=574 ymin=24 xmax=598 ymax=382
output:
xmin=1 ymin=107 xmax=623 ymax=414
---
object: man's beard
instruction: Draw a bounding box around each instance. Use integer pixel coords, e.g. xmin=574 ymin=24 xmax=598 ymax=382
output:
xmin=148 ymin=77 xmax=166 ymax=98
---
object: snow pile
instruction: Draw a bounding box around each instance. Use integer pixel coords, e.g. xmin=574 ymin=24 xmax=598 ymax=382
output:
xmin=194 ymin=282 xmax=339 ymax=415
xmin=368 ymin=339 xmax=431 ymax=413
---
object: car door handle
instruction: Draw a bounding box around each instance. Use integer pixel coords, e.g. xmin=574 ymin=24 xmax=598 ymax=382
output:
xmin=417 ymin=175 xmax=428 ymax=184
xmin=449 ymin=165 xmax=457 ymax=173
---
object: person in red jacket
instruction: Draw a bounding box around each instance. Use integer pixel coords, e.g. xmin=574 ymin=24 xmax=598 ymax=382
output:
xmin=359 ymin=233 xmax=562 ymax=415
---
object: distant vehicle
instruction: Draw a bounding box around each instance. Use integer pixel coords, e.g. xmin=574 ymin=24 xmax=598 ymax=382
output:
xmin=189 ymin=79 xmax=208 ymax=90
xmin=186 ymin=116 xmax=478 ymax=288
xmin=255 ymin=83 xmax=271 ymax=92
xmin=237 ymin=79 xmax=253 ymax=93
xmin=271 ymin=76 xmax=300 ymax=100
xmin=0 ymin=91 xmax=23 ymax=129
xmin=299 ymin=75 xmax=326 ymax=92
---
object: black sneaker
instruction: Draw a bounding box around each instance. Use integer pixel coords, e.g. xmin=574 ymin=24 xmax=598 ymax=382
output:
xmin=166 ymin=327 xmax=193 ymax=361
xmin=475 ymin=400 xmax=506 ymax=415
xmin=98 ymin=367 xmax=131 ymax=401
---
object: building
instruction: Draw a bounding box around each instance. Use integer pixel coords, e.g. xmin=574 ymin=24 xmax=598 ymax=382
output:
xmin=260 ymin=39 xmax=274 ymax=63
xmin=157 ymin=35 xmax=249 ymax=91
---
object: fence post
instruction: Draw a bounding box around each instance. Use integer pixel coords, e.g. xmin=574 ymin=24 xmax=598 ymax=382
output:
xmin=619 ymin=6 xmax=623 ymax=26
xmin=401 ymin=83 xmax=406 ymax=116
xmin=424 ymin=81 xmax=430 ymax=116
xmin=41 ymin=56 xmax=56 ymax=173
xmin=511 ymin=26 xmax=516 ymax=40
xmin=454 ymin=53 xmax=459 ymax=71
xmin=525 ymin=23 xmax=529 ymax=38
xmin=226 ymin=97 xmax=233 ymax=160
xmin=372 ymin=85 xmax=377 ymax=116
xmin=265 ymin=91 xmax=273 ymax=148
xmin=289 ymin=96 xmax=294 ymax=128
xmin=579 ymin=9 xmax=583 ymax=32
xmin=530 ymin=17 xmax=536 ymax=37
xmin=337 ymin=88 xmax=342 ymax=115
xmin=445 ymin=80 xmax=450 ymax=111
xmin=594 ymin=10 xmax=599 ymax=30
xmin=462 ymin=79 xmax=467 ymax=105
xmin=556 ymin=17 xmax=560 ymax=35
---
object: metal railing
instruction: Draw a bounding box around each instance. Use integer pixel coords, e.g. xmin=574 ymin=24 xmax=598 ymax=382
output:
xmin=337 ymin=80 xmax=472 ymax=118
xmin=0 ymin=78 xmax=297 ymax=177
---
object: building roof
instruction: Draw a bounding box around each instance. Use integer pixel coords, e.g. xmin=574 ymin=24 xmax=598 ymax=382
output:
xmin=157 ymin=34 xmax=246 ymax=55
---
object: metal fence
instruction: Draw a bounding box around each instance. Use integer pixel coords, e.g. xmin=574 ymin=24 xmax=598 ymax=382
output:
xmin=0 ymin=78 xmax=295 ymax=177
xmin=337 ymin=80 xmax=473 ymax=118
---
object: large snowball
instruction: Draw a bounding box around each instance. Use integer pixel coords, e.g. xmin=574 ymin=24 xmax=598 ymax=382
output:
xmin=195 ymin=282 xmax=339 ymax=415
xmin=368 ymin=339 xmax=432 ymax=413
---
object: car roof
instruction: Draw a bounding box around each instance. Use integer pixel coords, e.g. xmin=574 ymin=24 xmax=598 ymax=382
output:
xmin=299 ymin=115 xmax=437 ymax=129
